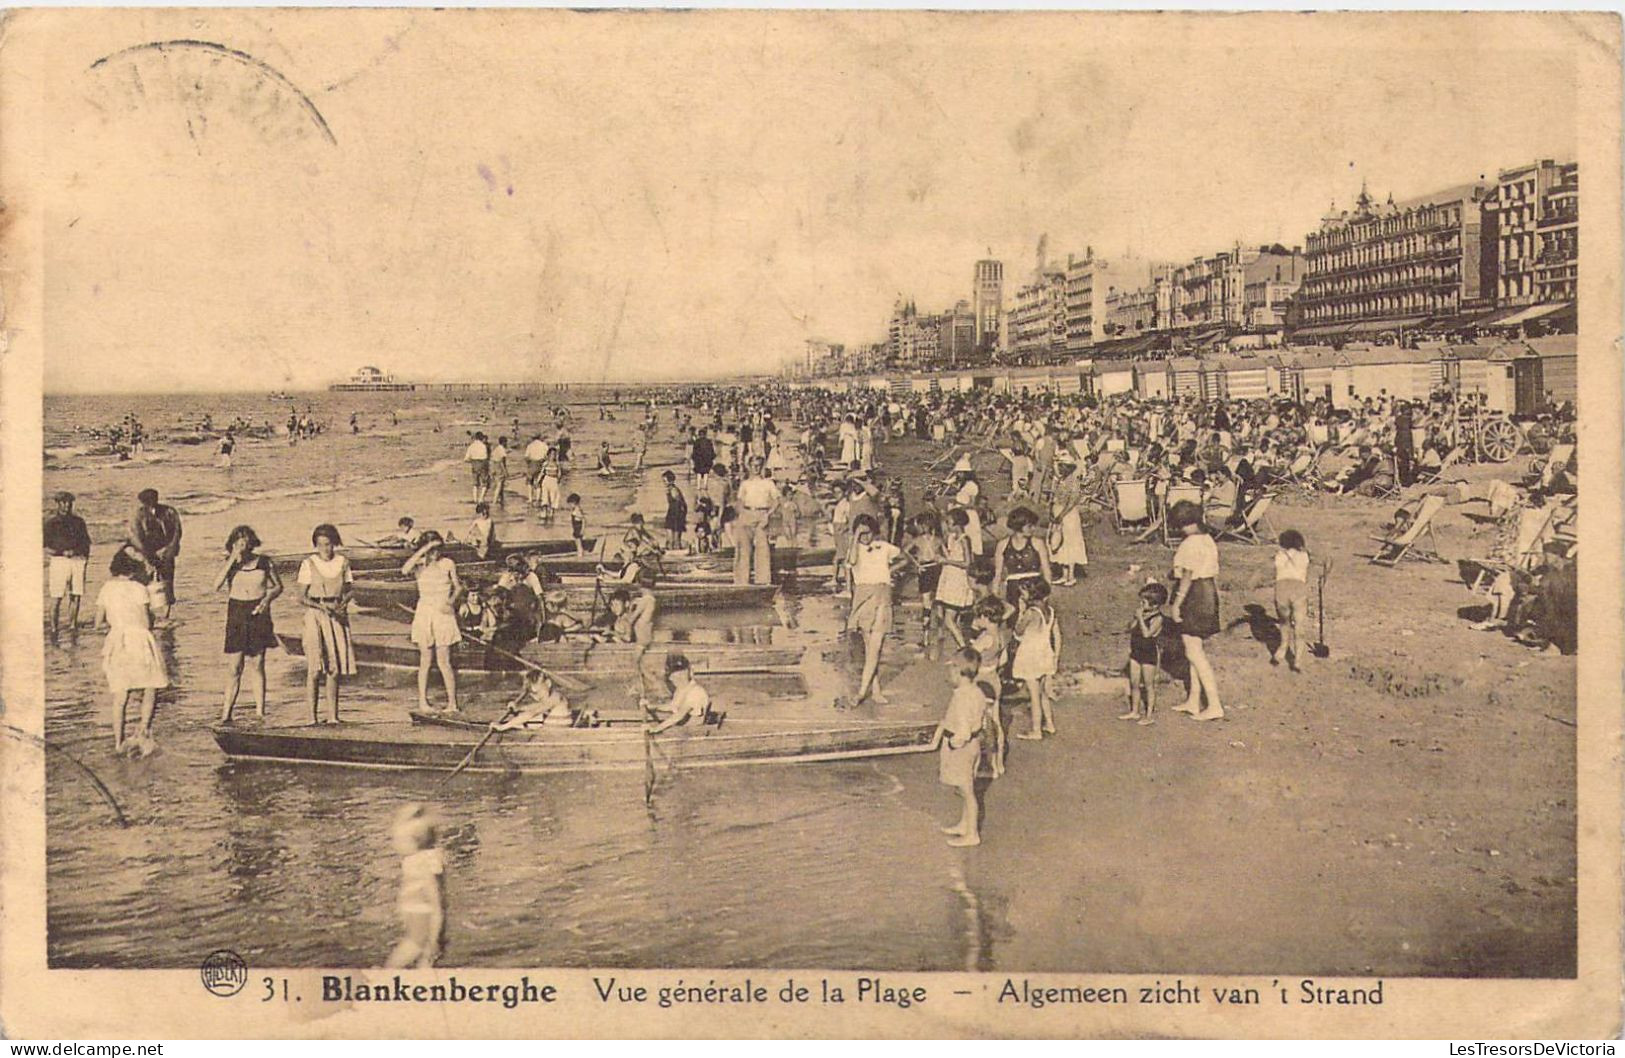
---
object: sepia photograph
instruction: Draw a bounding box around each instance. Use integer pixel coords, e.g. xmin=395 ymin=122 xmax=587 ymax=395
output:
xmin=0 ymin=7 xmax=1619 ymax=1040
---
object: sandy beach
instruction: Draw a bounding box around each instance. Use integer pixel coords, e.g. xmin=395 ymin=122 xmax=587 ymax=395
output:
xmin=872 ymin=436 xmax=1575 ymax=977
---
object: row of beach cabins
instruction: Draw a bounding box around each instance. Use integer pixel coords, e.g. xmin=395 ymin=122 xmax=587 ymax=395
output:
xmin=796 ymin=336 xmax=1578 ymax=419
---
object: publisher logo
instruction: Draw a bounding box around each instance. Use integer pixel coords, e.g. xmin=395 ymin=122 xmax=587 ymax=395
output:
xmin=201 ymin=949 xmax=247 ymax=997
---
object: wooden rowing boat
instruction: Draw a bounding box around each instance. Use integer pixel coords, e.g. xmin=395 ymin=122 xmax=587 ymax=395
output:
xmin=275 ymin=631 xmax=802 ymax=674
xmin=267 ymin=537 xmax=596 ymax=576
xmin=211 ymin=714 xmax=935 ymax=773
xmin=349 ymin=578 xmax=778 ymax=613
xmin=465 ymin=545 xmax=836 ymax=578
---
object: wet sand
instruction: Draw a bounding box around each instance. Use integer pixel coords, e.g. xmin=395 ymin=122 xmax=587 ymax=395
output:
xmin=870 ymin=436 xmax=1575 ymax=977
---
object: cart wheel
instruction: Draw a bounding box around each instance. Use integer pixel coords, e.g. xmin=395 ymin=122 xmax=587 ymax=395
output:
xmin=1480 ymin=418 xmax=1520 ymax=463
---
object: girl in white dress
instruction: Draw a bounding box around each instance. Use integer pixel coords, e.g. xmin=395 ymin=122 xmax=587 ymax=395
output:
xmin=403 ymin=532 xmax=464 ymax=713
xmin=96 ymin=549 xmax=169 ymax=755
xmin=1048 ymin=461 xmax=1089 ymax=586
xmin=1011 ymin=579 xmax=1060 ymax=740
xmin=933 ymin=509 xmax=977 ymax=648
xmin=299 ymin=524 xmax=357 ymax=724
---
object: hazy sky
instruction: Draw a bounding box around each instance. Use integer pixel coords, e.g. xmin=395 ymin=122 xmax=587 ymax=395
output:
xmin=35 ymin=10 xmax=1580 ymax=392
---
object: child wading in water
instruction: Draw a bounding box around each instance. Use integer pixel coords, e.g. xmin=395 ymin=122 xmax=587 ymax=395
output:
xmin=966 ymin=596 xmax=1008 ymax=777
xmin=567 ymin=494 xmax=586 ymax=557
xmin=905 ymin=511 xmax=945 ymax=654
xmin=385 ymin=804 xmax=445 ymax=969
xmin=931 ymin=648 xmax=989 ymax=848
xmin=1271 ymin=529 xmax=1310 ymax=672
xmin=1122 ymin=581 xmax=1168 ymax=725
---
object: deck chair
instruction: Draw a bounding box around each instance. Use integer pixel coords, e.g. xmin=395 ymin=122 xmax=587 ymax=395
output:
xmin=1370 ymin=493 xmax=1446 ymax=566
xmin=1463 ymin=501 xmax=1566 ymax=593
xmin=1281 ymin=446 xmax=1325 ymax=496
xmin=1161 ymin=483 xmax=1205 ymax=546
xmin=1528 ymin=443 xmax=1575 ymax=492
xmin=1412 ymin=446 xmax=1464 ymax=489
xmin=1366 ymin=453 xmax=1403 ymax=501
xmin=1204 ymin=478 xmax=1238 ymax=516
xmin=1113 ymin=479 xmax=1152 ymax=533
xmin=1216 ymin=493 xmax=1276 ymax=544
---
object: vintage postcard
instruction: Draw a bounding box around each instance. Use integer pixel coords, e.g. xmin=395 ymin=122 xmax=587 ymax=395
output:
xmin=1 ymin=8 xmax=1620 ymax=1040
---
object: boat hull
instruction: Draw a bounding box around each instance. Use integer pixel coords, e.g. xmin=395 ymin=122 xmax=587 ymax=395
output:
xmin=212 ymin=718 xmax=935 ymax=773
xmin=268 ymin=537 xmax=596 ymax=576
xmin=276 ymin=632 xmax=801 ymax=674
xmin=516 ymin=546 xmax=835 ymax=577
xmin=350 ymin=579 xmax=777 ymax=614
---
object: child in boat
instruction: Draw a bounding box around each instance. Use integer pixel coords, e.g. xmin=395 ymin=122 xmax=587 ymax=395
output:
xmin=693 ymin=495 xmax=717 ymax=553
xmin=619 ymin=513 xmax=660 ymax=562
xmin=538 ymin=588 xmax=586 ymax=642
xmin=593 ymin=589 xmax=635 ymax=642
xmin=1122 ymin=581 xmax=1168 ymax=725
xmin=930 ymin=648 xmax=988 ymax=848
xmin=385 ymin=804 xmax=445 ymax=969
xmin=465 ymin=502 xmax=498 ymax=561
xmin=644 ymin=653 xmax=711 ymax=734
xmin=382 ymin=517 xmax=423 ymax=549
xmin=497 ymin=670 xmax=594 ymax=728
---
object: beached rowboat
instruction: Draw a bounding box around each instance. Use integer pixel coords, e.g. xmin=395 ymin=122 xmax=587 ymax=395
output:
xmin=516 ymin=546 xmax=836 ymax=577
xmin=267 ymin=537 xmax=596 ymax=576
xmin=275 ymin=631 xmax=802 ymax=674
xmin=211 ymin=715 xmax=935 ymax=773
xmin=348 ymin=578 xmax=778 ymax=613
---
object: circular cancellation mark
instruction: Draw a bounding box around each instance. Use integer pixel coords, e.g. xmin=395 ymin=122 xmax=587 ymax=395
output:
xmin=200 ymin=950 xmax=248 ymax=997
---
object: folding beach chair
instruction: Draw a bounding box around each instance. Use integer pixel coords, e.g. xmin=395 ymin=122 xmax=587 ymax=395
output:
xmin=1113 ymin=479 xmax=1152 ymax=533
xmin=1370 ymin=493 xmax=1446 ymax=566
xmin=1216 ymin=493 xmax=1277 ymax=545
xmin=1527 ymin=443 xmax=1575 ymax=492
xmin=1462 ymin=501 xmax=1568 ymax=594
xmin=1204 ymin=478 xmax=1239 ymax=519
xmin=1412 ymin=446 xmax=1464 ymax=489
xmin=1366 ymin=453 xmax=1403 ymax=501
xmin=1161 ymin=483 xmax=1205 ymax=546
xmin=1281 ymin=446 xmax=1326 ymax=497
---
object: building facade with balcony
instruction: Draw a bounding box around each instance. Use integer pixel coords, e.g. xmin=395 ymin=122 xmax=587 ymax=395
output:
xmin=1484 ymin=159 xmax=1576 ymax=307
xmin=888 ymin=298 xmax=977 ymax=370
xmin=1533 ymin=162 xmax=1578 ymax=304
xmin=1065 ymin=251 xmax=1150 ymax=353
xmin=1297 ymin=182 xmax=1491 ymax=331
xmin=1009 ymin=270 xmax=1068 ymax=360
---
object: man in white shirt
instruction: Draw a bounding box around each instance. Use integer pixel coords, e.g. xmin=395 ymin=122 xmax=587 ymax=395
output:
xmin=524 ymin=434 xmax=548 ymax=505
xmin=490 ymin=436 xmax=509 ymax=508
xmin=847 ymin=514 xmax=906 ymax=705
xmin=733 ymin=457 xmax=779 ymax=585
xmin=464 ymin=432 xmax=490 ymax=505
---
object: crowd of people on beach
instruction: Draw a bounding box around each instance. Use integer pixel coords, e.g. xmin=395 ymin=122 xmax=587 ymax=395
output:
xmin=43 ymin=377 xmax=1580 ymax=943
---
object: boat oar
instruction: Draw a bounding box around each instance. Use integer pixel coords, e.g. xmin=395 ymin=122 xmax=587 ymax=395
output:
xmin=440 ymin=703 xmax=519 ymax=784
xmin=640 ymin=697 xmax=656 ymax=806
xmin=390 ymin=603 xmax=589 ymax=693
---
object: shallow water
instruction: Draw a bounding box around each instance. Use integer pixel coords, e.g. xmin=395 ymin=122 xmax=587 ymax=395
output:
xmin=41 ymin=390 xmax=982 ymax=969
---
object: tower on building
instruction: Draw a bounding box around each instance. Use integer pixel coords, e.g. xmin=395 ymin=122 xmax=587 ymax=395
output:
xmin=973 ymin=257 xmax=1004 ymax=352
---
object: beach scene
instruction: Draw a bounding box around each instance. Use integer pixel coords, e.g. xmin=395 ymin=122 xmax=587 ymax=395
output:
xmin=23 ymin=10 xmax=1586 ymax=984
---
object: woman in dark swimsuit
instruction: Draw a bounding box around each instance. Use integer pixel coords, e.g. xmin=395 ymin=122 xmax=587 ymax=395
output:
xmin=992 ymin=506 xmax=1054 ymax=606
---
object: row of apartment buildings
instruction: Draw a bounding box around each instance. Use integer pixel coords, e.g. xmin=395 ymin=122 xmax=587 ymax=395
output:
xmin=849 ymin=156 xmax=1578 ymax=375
xmin=1007 ymin=243 xmax=1307 ymax=361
